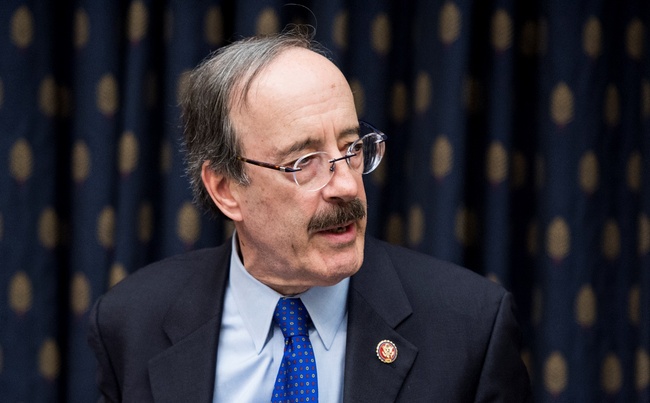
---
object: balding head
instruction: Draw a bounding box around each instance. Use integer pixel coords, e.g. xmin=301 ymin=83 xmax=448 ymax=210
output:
xmin=181 ymin=27 xmax=331 ymax=216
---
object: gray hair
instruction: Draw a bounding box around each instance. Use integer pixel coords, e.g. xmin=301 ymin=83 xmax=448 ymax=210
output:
xmin=180 ymin=26 xmax=327 ymax=217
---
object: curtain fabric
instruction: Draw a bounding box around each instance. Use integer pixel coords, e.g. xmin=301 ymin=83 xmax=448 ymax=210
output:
xmin=1 ymin=0 xmax=648 ymax=401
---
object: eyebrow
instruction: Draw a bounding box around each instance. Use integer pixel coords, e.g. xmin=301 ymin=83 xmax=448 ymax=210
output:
xmin=274 ymin=125 xmax=360 ymax=162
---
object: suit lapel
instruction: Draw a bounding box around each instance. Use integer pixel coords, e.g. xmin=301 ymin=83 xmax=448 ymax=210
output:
xmin=343 ymin=238 xmax=418 ymax=402
xmin=148 ymin=242 xmax=231 ymax=403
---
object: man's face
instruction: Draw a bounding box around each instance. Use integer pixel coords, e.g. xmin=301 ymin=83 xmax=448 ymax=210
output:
xmin=229 ymin=48 xmax=367 ymax=295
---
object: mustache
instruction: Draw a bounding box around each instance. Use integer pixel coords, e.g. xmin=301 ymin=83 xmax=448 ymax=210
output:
xmin=307 ymin=199 xmax=367 ymax=232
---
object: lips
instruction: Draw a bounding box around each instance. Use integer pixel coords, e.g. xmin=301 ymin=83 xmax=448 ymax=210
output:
xmin=320 ymin=222 xmax=353 ymax=234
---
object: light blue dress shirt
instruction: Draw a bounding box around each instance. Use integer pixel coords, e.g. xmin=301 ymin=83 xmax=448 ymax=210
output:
xmin=213 ymin=234 xmax=349 ymax=402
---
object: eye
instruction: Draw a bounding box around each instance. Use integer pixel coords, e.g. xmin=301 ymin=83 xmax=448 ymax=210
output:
xmin=295 ymin=154 xmax=317 ymax=168
xmin=347 ymin=139 xmax=363 ymax=154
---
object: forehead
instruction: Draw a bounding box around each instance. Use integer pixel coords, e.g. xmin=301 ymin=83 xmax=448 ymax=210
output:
xmin=232 ymin=47 xmax=358 ymax=157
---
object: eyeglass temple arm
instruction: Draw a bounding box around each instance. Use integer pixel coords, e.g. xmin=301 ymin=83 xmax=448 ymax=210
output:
xmin=236 ymin=156 xmax=302 ymax=173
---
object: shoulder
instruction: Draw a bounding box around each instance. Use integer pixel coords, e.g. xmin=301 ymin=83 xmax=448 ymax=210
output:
xmin=94 ymin=243 xmax=230 ymax=318
xmin=364 ymin=237 xmax=507 ymax=313
xmin=365 ymin=237 xmax=501 ymax=290
xmin=110 ymin=245 xmax=228 ymax=293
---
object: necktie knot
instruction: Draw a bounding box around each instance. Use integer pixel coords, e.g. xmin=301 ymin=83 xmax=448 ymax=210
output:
xmin=273 ymin=298 xmax=312 ymax=338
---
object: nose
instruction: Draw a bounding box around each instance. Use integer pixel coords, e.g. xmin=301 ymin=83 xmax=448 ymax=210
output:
xmin=321 ymin=154 xmax=360 ymax=202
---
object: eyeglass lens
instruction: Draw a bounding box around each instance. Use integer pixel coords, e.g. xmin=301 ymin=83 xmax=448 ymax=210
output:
xmin=292 ymin=132 xmax=385 ymax=191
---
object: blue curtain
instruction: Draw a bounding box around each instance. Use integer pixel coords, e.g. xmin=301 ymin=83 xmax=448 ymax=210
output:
xmin=1 ymin=0 xmax=648 ymax=401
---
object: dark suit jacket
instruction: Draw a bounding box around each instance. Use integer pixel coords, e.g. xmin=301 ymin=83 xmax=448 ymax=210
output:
xmin=88 ymin=237 xmax=532 ymax=402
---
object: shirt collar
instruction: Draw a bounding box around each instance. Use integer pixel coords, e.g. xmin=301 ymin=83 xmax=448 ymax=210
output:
xmin=228 ymin=233 xmax=349 ymax=354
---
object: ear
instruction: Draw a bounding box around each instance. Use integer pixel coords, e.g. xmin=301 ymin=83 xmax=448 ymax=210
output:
xmin=201 ymin=161 xmax=243 ymax=222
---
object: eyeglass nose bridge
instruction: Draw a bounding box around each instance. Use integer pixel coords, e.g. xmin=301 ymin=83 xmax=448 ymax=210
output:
xmin=327 ymin=153 xmax=357 ymax=172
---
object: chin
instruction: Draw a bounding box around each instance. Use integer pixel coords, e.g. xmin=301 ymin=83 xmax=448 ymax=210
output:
xmin=313 ymin=269 xmax=357 ymax=288
xmin=321 ymin=253 xmax=363 ymax=282
xmin=305 ymin=234 xmax=364 ymax=284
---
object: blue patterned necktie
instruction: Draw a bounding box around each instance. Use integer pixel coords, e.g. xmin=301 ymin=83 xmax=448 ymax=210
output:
xmin=271 ymin=297 xmax=318 ymax=403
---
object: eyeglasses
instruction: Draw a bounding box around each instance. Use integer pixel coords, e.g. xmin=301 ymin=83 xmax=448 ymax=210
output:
xmin=237 ymin=121 xmax=387 ymax=191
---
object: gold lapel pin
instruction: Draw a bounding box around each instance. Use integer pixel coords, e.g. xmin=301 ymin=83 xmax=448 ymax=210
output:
xmin=376 ymin=340 xmax=398 ymax=364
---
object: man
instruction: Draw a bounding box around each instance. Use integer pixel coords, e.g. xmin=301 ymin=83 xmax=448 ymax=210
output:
xmin=88 ymin=28 xmax=532 ymax=402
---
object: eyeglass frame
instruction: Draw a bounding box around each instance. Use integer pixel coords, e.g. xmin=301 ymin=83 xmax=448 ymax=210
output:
xmin=236 ymin=120 xmax=387 ymax=190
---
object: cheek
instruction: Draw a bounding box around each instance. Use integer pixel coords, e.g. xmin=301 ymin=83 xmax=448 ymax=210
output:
xmin=242 ymin=183 xmax=312 ymax=230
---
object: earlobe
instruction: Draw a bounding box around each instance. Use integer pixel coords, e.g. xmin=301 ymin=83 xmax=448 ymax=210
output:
xmin=201 ymin=162 xmax=243 ymax=221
